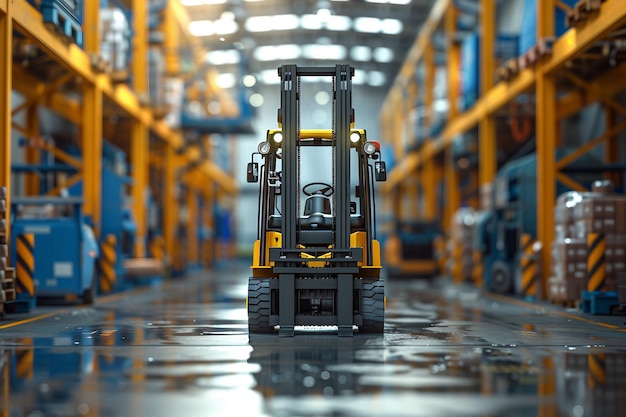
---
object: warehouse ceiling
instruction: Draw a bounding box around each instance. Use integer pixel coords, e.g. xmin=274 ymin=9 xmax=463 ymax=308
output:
xmin=180 ymin=0 xmax=438 ymax=90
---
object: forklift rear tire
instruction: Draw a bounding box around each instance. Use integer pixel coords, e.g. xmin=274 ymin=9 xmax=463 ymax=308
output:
xmin=360 ymin=280 xmax=385 ymax=333
xmin=248 ymin=278 xmax=274 ymax=334
xmin=490 ymin=261 xmax=513 ymax=294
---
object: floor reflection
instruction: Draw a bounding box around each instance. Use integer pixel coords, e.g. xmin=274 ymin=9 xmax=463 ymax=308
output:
xmin=0 ymin=268 xmax=625 ymax=416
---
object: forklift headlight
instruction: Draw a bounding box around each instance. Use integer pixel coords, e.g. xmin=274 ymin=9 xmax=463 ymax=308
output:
xmin=258 ymin=141 xmax=271 ymax=155
xmin=363 ymin=141 xmax=377 ymax=155
xmin=272 ymin=132 xmax=284 ymax=143
xmin=350 ymin=131 xmax=361 ymax=143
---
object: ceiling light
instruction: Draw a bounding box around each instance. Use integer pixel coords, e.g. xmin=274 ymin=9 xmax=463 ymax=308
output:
xmin=381 ymin=18 xmax=403 ymax=35
xmin=249 ymin=93 xmax=264 ymax=108
xmin=259 ymin=69 xmax=281 ymax=84
xmin=242 ymin=75 xmax=257 ymax=88
xmin=214 ymin=18 xmax=238 ymax=35
xmin=353 ymin=17 xmax=382 ymax=33
xmin=216 ymin=73 xmax=236 ymax=89
xmin=326 ymin=15 xmax=351 ymax=31
xmin=301 ymin=15 xmax=323 ymax=30
xmin=368 ymin=71 xmax=386 ymax=87
xmin=352 ymin=70 xmax=367 ymax=85
xmin=254 ymin=44 xmax=301 ymax=61
xmin=351 ymin=46 xmax=371 ymax=61
xmin=301 ymin=44 xmax=346 ymax=60
xmin=205 ymin=49 xmax=240 ymax=65
xmin=315 ymin=91 xmax=330 ymax=105
xmin=373 ymin=47 xmax=394 ymax=63
xmin=365 ymin=0 xmax=411 ymax=4
xmin=189 ymin=21 xmax=214 ymax=37
xmin=181 ymin=0 xmax=226 ymax=5
xmin=246 ymin=14 xmax=299 ymax=32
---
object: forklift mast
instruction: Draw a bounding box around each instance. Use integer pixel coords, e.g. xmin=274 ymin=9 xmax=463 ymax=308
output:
xmin=279 ymin=64 xmax=353 ymax=252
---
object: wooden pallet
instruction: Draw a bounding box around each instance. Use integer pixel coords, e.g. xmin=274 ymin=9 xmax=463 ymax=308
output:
xmin=566 ymin=0 xmax=605 ymax=28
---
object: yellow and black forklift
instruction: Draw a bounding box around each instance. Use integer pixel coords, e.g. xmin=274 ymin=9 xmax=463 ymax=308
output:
xmin=246 ymin=65 xmax=386 ymax=336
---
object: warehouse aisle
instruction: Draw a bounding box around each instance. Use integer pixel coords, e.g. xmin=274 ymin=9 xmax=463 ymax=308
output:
xmin=1 ymin=264 xmax=626 ymax=417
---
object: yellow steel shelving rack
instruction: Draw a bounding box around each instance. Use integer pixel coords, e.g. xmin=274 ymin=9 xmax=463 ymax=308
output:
xmin=0 ymin=0 xmax=237 ymax=270
xmin=381 ymin=0 xmax=626 ymax=296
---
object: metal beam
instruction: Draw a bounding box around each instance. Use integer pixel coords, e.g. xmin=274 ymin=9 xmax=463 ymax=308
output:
xmin=536 ymin=0 xmax=558 ymax=299
xmin=132 ymin=0 xmax=148 ymax=98
xmin=479 ymin=0 xmax=496 ymax=199
xmin=545 ymin=0 xmax=626 ymax=74
xmin=81 ymin=83 xmax=103 ymax=235
xmin=0 ymin=2 xmax=12 ymax=243
xmin=131 ymin=120 xmax=149 ymax=258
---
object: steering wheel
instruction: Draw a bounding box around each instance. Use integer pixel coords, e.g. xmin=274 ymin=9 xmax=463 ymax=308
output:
xmin=303 ymin=182 xmax=334 ymax=196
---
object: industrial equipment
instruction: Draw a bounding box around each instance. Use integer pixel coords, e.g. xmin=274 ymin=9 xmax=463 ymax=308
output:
xmin=10 ymin=197 xmax=99 ymax=306
xmin=247 ymin=65 xmax=386 ymax=336
xmin=476 ymin=151 xmax=602 ymax=295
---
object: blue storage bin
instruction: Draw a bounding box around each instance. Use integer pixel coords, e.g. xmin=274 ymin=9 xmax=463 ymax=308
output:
xmin=519 ymin=0 xmax=578 ymax=56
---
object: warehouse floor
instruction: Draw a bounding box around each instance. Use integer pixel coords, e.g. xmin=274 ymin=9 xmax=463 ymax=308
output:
xmin=1 ymin=262 xmax=626 ymax=417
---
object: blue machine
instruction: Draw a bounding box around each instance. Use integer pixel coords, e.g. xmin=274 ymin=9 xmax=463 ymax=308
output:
xmin=10 ymin=197 xmax=99 ymax=305
xmin=69 ymin=142 xmax=139 ymax=291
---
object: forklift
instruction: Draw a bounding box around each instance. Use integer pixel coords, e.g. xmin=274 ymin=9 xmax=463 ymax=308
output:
xmin=246 ymin=65 xmax=386 ymax=336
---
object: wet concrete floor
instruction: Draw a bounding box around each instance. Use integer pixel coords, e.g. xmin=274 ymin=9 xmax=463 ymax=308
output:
xmin=1 ymin=262 xmax=626 ymax=417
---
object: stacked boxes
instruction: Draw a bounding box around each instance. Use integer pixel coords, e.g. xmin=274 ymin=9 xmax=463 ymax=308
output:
xmin=549 ymin=184 xmax=626 ymax=304
xmin=0 ymin=187 xmax=16 ymax=317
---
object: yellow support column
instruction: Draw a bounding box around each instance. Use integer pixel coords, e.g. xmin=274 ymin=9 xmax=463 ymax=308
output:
xmin=163 ymin=1 xmax=180 ymax=76
xmin=24 ymin=105 xmax=39 ymax=196
xmin=536 ymin=0 xmax=557 ymax=299
xmin=0 ymin=2 xmax=12 ymax=242
xmin=82 ymin=0 xmax=103 ymax=235
xmin=444 ymin=3 xmax=460 ymax=231
xmin=131 ymin=120 xmax=149 ymax=257
xmin=132 ymin=0 xmax=148 ymax=98
xmin=163 ymin=144 xmax=177 ymax=267
xmin=186 ymin=186 xmax=199 ymax=266
xmin=479 ymin=0 xmax=496 ymax=202
xmin=82 ymin=82 xmax=103 ymax=236
xmin=83 ymin=0 xmax=100 ymax=54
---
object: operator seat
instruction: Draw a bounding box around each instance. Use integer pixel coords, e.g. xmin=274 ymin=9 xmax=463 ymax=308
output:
xmin=300 ymin=193 xmax=332 ymax=229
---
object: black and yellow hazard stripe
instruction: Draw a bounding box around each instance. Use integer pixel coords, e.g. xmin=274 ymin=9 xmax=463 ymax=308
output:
xmin=588 ymin=353 xmax=606 ymax=388
xmin=16 ymin=234 xmax=35 ymax=297
xmin=15 ymin=338 xmax=33 ymax=379
xmin=99 ymin=234 xmax=117 ymax=293
xmin=520 ymin=233 xmax=538 ymax=298
xmin=587 ymin=233 xmax=606 ymax=292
